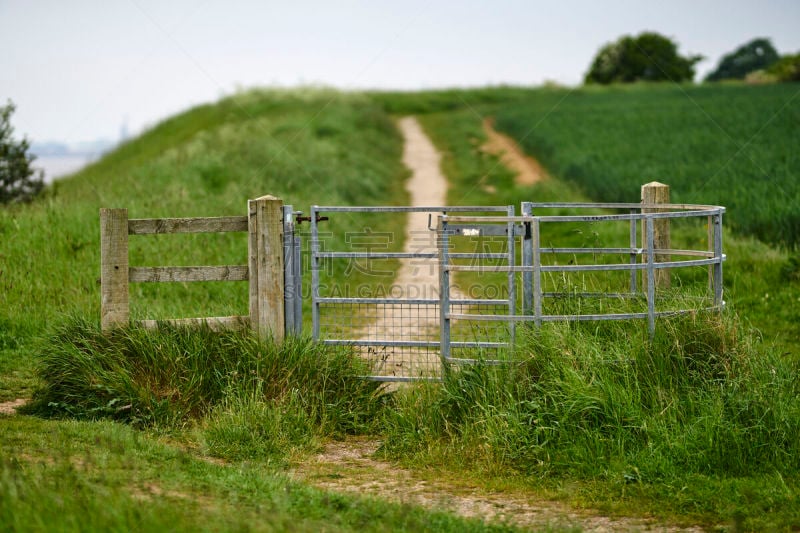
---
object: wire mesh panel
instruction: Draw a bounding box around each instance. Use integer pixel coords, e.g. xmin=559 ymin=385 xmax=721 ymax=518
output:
xmin=310 ymin=205 xmax=514 ymax=381
xmin=318 ymin=299 xmax=442 ymax=378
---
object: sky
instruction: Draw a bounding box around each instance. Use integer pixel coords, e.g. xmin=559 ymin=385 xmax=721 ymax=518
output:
xmin=2 ymin=0 xmax=799 ymax=145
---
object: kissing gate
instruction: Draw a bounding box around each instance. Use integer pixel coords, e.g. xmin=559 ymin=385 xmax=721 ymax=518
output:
xmin=101 ymin=189 xmax=725 ymax=382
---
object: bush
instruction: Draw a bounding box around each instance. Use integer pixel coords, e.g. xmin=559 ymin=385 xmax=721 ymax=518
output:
xmin=28 ymin=321 xmax=385 ymax=439
xmin=705 ymin=38 xmax=780 ymax=81
xmin=585 ymin=32 xmax=702 ymax=84
xmin=767 ymin=53 xmax=800 ymax=82
xmin=0 ymin=100 xmax=43 ymax=204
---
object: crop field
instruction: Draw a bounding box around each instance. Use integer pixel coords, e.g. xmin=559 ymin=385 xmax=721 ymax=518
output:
xmin=493 ymin=83 xmax=800 ymax=249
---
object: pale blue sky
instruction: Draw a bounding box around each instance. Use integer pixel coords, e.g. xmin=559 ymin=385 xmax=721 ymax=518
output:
xmin=2 ymin=0 xmax=799 ymax=144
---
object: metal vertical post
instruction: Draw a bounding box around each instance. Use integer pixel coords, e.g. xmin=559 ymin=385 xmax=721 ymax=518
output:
xmin=282 ymin=205 xmax=302 ymax=336
xmin=713 ymin=213 xmax=724 ymax=309
xmin=533 ymin=217 xmax=542 ymax=327
xmin=438 ymin=216 xmax=451 ymax=363
xmin=294 ymin=235 xmax=302 ymax=330
xmin=521 ymin=202 xmax=533 ymax=316
xmin=707 ymin=215 xmax=714 ymax=296
xmin=645 ymin=216 xmax=656 ymax=337
xmin=310 ymin=206 xmax=321 ymax=340
xmin=506 ymin=205 xmax=516 ymax=347
xmin=283 ymin=205 xmax=295 ymax=336
xmin=629 ymin=210 xmax=638 ymax=294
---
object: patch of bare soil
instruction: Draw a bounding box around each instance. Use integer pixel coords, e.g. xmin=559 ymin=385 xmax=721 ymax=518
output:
xmin=481 ymin=117 xmax=548 ymax=186
xmin=291 ymin=438 xmax=703 ymax=532
xmin=0 ymin=398 xmax=27 ymax=415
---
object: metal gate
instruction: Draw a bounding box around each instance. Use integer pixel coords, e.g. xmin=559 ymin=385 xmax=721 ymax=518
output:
xmin=306 ymin=202 xmax=726 ymax=381
xmin=309 ymin=205 xmax=515 ymax=381
xmin=438 ymin=202 xmax=726 ymax=363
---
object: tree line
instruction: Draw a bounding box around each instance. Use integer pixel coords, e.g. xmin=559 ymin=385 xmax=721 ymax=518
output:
xmin=585 ymin=33 xmax=799 ymax=85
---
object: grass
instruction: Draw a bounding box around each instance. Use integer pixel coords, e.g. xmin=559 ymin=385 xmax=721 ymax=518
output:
xmin=25 ymin=305 xmax=800 ymax=530
xmin=0 ymin=416 xmax=519 ymax=533
xmin=27 ymin=320 xmax=384 ymax=461
xmin=4 ymin=84 xmax=800 ymax=531
xmin=379 ymin=314 xmax=800 ymax=530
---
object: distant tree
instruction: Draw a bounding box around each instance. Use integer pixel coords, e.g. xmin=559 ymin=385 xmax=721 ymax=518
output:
xmin=705 ymin=38 xmax=780 ymax=82
xmin=1 ymin=100 xmax=43 ymax=204
xmin=766 ymin=53 xmax=800 ymax=82
xmin=585 ymin=32 xmax=702 ymax=84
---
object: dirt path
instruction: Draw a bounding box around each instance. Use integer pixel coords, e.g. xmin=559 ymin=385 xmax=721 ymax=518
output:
xmin=358 ymin=117 xmax=465 ymax=377
xmin=0 ymin=399 xmax=27 ymax=415
xmin=292 ymin=438 xmax=702 ymax=532
xmin=481 ymin=117 xmax=548 ymax=186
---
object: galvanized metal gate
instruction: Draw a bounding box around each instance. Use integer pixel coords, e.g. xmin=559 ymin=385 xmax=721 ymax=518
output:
xmin=303 ymin=202 xmax=726 ymax=381
xmin=309 ymin=205 xmax=515 ymax=381
xmin=438 ymin=202 xmax=726 ymax=364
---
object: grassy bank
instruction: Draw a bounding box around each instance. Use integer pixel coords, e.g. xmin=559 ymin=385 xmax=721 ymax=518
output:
xmin=381 ymin=314 xmax=800 ymax=530
xmin=3 ymin=90 xmax=524 ymax=532
xmin=26 ymin=320 xmax=384 ymax=459
xmin=27 ymin=308 xmax=800 ymax=530
xmin=0 ymin=88 xmax=409 ymax=401
xmin=5 ymin=84 xmax=800 ymax=531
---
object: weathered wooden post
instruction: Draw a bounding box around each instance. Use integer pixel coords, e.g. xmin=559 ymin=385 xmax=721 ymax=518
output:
xmin=248 ymin=195 xmax=285 ymax=341
xmin=100 ymin=208 xmax=130 ymax=331
xmin=641 ymin=182 xmax=670 ymax=290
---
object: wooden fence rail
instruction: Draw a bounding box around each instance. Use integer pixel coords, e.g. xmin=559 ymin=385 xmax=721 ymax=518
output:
xmin=100 ymin=195 xmax=285 ymax=340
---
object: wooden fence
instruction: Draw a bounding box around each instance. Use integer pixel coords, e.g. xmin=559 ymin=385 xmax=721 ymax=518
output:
xmin=100 ymin=195 xmax=286 ymax=340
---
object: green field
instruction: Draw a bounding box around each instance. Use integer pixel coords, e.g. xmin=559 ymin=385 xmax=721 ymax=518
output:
xmin=490 ymin=83 xmax=800 ymax=353
xmin=2 ymin=84 xmax=800 ymax=531
xmin=495 ymin=83 xmax=800 ymax=249
xmin=379 ymin=84 xmax=799 ymax=353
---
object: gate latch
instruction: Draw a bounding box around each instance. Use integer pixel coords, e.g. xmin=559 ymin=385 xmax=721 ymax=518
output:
xmin=295 ymin=214 xmax=329 ymax=225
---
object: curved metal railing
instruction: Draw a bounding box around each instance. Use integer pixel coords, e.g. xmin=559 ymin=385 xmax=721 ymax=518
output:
xmin=438 ymin=202 xmax=726 ymax=362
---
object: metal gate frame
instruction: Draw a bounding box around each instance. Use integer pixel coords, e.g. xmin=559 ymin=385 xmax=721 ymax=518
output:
xmin=305 ymin=202 xmax=726 ymax=380
xmin=309 ymin=205 xmax=514 ymax=381
xmin=438 ymin=201 xmax=726 ymax=364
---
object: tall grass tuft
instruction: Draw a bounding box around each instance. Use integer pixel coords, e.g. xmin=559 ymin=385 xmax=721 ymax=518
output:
xmin=381 ymin=313 xmax=800 ymax=482
xmin=28 ymin=320 xmax=384 ymax=459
